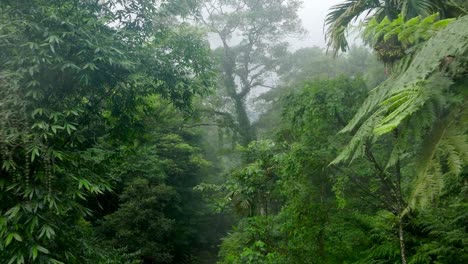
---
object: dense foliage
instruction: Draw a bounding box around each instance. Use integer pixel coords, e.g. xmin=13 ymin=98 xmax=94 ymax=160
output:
xmin=0 ymin=0 xmax=213 ymax=263
xmin=1 ymin=0 xmax=466 ymax=264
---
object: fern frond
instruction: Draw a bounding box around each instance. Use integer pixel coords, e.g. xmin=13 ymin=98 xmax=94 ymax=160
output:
xmin=375 ymin=74 xmax=453 ymax=135
xmin=373 ymin=15 xmax=467 ymax=133
xmin=332 ymin=111 xmax=382 ymax=165
xmin=408 ymin=105 xmax=467 ymax=209
xmin=340 ymin=83 xmax=393 ymax=134
xmin=410 ymin=160 xmax=445 ymax=209
xmin=335 ymin=16 xmax=467 ymax=212
xmin=439 ymin=135 xmax=465 ymax=176
xmin=362 ymin=13 xmax=454 ymax=48
xmin=337 ymin=16 xmax=468 ymax=164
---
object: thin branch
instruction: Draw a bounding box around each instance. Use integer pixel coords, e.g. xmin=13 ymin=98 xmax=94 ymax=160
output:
xmin=393 ymin=129 xmax=407 ymax=211
xmin=331 ymin=165 xmax=397 ymax=212
xmin=258 ymin=84 xmax=276 ymax=90
xmin=334 ymin=107 xmax=347 ymax=127
xmin=182 ymin=123 xmax=220 ymax=128
xmin=365 ymin=143 xmax=399 ymax=204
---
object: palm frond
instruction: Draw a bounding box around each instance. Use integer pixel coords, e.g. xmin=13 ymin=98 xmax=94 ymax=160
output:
xmin=325 ymin=0 xmax=382 ymax=55
xmin=447 ymin=0 xmax=468 ymax=15
xmin=403 ymin=0 xmax=442 ymax=17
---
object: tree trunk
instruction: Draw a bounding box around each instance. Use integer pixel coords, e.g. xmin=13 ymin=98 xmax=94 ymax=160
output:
xmin=233 ymin=96 xmax=256 ymax=146
xmin=221 ymin=42 xmax=256 ymax=147
xmin=398 ymin=218 xmax=408 ymax=264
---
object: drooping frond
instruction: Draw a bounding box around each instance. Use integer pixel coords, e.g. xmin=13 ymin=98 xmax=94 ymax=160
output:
xmin=446 ymin=0 xmax=468 ymax=15
xmin=332 ymin=110 xmax=382 ymax=164
xmin=410 ymin=158 xmax=445 ymax=208
xmin=334 ymin=15 xmax=468 ymax=209
xmin=402 ymin=0 xmax=442 ymax=17
xmin=325 ymin=0 xmax=382 ymax=55
xmin=374 ymin=74 xmax=452 ymax=135
xmin=337 ymin=15 xmax=467 ymax=139
xmin=372 ymin=15 xmax=467 ymax=133
xmin=339 ymin=80 xmax=393 ymax=134
xmin=409 ymin=105 xmax=468 ymax=208
xmin=326 ymin=0 xmax=461 ymax=55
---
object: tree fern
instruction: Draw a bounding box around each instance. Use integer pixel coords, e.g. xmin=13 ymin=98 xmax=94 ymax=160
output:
xmin=334 ymin=15 xmax=468 ymax=210
xmin=409 ymin=104 xmax=467 ymax=208
xmin=336 ymin=14 xmax=467 ymax=147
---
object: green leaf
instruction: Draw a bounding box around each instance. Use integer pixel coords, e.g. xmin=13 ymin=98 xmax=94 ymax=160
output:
xmin=37 ymin=245 xmax=49 ymax=254
xmin=0 ymin=216 xmax=7 ymax=228
xmin=5 ymin=232 xmax=21 ymax=246
xmin=2 ymin=160 xmax=15 ymax=171
xmin=405 ymin=16 xmax=421 ymax=27
xmin=47 ymin=35 xmax=61 ymax=44
xmin=31 ymin=245 xmax=38 ymax=260
xmin=65 ymin=123 xmax=77 ymax=135
xmin=52 ymin=150 xmax=64 ymax=161
xmin=83 ymin=63 xmax=98 ymax=71
xmin=383 ymin=31 xmax=396 ymax=42
xmin=31 ymin=147 xmax=40 ymax=162
xmin=78 ymin=179 xmax=90 ymax=190
xmin=51 ymin=125 xmax=62 ymax=134
xmin=5 ymin=206 xmax=21 ymax=219
xmin=60 ymin=62 xmax=80 ymax=71
xmin=12 ymin=233 xmax=22 ymax=242
xmin=31 ymin=108 xmax=44 ymax=118
xmin=431 ymin=18 xmax=455 ymax=29
xmin=38 ymin=225 xmax=55 ymax=239
xmin=5 ymin=233 xmax=13 ymax=246
xmin=421 ymin=13 xmax=438 ymax=25
xmin=367 ymin=17 xmax=378 ymax=27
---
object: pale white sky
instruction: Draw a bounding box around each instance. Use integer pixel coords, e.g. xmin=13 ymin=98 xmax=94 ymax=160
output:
xmin=207 ymin=0 xmax=345 ymax=50
xmin=292 ymin=0 xmax=343 ymax=49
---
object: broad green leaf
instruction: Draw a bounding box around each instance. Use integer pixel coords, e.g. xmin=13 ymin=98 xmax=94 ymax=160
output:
xmin=5 ymin=206 xmax=20 ymax=219
xmin=37 ymin=245 xmax=50 ymax=254
xmin=405 ymin=16 xmax=421 ymax=27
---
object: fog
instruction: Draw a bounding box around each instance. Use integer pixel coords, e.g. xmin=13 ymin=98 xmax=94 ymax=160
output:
xmin=291 ymin=0 xmax=343 ymax=49
xmin=208 ymin=0 xmax=344 ymax=50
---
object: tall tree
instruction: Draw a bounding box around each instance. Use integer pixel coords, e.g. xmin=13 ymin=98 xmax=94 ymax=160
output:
xmin=196 ymin=0 xmax=303 ymax=146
